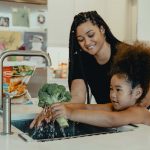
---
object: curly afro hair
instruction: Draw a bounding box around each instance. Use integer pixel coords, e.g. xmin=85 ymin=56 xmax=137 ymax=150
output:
xmin=110 ymin=42 xmax=150 ymax=102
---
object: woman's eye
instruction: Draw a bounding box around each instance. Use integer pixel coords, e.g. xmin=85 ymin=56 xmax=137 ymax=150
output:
xmin=88 ymin=33 xmax=94 ymax=38
xmin=77 ymin=38 xmax=84 ymax=42
xmin=110 ymin=87 xmax=113 ymax=91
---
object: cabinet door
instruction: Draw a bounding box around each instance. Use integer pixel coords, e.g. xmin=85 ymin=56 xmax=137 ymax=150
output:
xmin=0 ymin=0 xmax=47 ymax=5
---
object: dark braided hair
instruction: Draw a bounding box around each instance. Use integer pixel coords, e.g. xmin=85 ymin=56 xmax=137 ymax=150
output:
xmin=68 ymin=11 xmax=120 ymax=103
xmin=110 ymin=42 xmax=150 ymax=103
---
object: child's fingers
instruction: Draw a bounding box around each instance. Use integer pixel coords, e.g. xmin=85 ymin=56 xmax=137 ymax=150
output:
xmin=29 ymin=118 xmax=36 ymax=129
xmin=29 ymin=108 xmax=47 ymax=128
xmin=45 ymin=117 xmax=52 ymax=123
xmin=52 ymin=110 xmax=64 ymax=120
xmin=51 ymin=104 xmax=65 ymax=113
xmin=51 ymin=103 xmax=62 ymax=109
xmin=29 ymin=115 xmax=42 ymax=128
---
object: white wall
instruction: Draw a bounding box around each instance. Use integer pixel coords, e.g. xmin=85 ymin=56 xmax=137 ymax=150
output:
xmin=75 ymin=0 xmax=135 ymax=41
xmin=47 ymin=47 xmax=69 ymax=68
xmin=47 ymin=0 xmax=136 ymax=47
xmin=47 ymin=0 xmax=75 ymax=47
xmin=137 ymin=0 xmax=150 ymax=41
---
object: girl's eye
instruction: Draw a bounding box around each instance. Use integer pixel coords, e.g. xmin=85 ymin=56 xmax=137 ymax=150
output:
xmin=116 ymin=88 xmax=122 ymax=92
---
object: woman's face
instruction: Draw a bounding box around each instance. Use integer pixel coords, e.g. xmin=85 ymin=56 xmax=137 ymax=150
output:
xmin=110 ymin=74 xmax=138 ymax=111
xmin=76 ymin=21 xmax=106 ymax=55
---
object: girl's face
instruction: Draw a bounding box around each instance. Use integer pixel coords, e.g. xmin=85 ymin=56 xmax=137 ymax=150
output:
xmin=110 ymin=74 xmax=138 ymax=111
xmin=76 ymin=21 xmax=106 ymax=55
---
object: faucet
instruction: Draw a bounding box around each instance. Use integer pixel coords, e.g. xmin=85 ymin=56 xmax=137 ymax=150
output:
xmin=0 ymin=50 xmax=51 ymax=134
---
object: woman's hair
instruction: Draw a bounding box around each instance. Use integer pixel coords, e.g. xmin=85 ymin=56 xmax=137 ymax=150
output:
xmin=110 ymin=42 xmax=150 ymax=102
xmin=68 ymin=11 xmax=120 ymax=103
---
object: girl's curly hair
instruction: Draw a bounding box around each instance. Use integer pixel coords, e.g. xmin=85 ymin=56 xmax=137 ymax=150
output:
xmin=111 ymin=42 xmax=150 ymax=102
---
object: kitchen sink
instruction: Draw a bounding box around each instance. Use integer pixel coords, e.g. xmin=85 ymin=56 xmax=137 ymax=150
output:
xmin=11 ymin=119 xmax=138 ymax=142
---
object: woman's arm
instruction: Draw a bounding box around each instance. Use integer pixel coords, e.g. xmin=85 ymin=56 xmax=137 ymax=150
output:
xmin=70 ymin=79 xmax=87 ymax=103
xmin=140 ymin=87 xmax=150 ymax=107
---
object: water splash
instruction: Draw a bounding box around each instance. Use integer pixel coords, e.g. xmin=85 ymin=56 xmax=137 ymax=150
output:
xmin=26 ymin=120 xmax=119 ymax=140
xmin=60 ymin=127 xmax=66 ymax=137
xmin=11 ymin=118 xmax=126 ymax=141
xmin=29 ymin=121 xmax=64 ymax=140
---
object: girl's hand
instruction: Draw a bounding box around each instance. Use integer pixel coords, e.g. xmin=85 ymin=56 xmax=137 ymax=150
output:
xmin=51 ymin=103 xmax=72 ymax=121
xmin=29 ymin=107 xmax=52 ymax=129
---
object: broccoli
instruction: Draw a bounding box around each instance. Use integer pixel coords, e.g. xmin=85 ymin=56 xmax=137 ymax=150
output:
xmin=38 ymin=83 xmax=71 ymax=128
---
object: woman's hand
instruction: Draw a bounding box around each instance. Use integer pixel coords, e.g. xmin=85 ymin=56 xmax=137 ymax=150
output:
xmin=139 ymin=99 xmax=150 ymax=108
xmin=29 ymin=107 xmax=52 ymax=129
xmin=51 ymin=103 xmax=72 ymax=121
xmin=127 ymin=105 xmax=150 ymax=125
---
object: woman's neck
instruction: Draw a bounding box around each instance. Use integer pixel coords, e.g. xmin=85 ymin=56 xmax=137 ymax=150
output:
xmin=94 ymin=42 xmax=111 ymax=65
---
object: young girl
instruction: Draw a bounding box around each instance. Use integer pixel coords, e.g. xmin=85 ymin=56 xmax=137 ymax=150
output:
xmin=51 ymin=43 xmax=150 ymax=127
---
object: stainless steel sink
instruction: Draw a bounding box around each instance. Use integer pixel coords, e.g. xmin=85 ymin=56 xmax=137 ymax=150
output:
xmin=11 ymin=119 xmax=138 ymax=142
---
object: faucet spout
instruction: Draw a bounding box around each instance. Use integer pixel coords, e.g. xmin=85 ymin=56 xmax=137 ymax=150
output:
xmin=0 ymin=50 xmax=51 ymax=134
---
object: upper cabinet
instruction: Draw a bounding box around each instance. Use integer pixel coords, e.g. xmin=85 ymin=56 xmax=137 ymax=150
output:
xmin=0 ymin=0 xmax=47 ymax=5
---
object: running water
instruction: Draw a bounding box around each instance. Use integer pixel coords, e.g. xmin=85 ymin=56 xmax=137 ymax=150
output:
xmin=29 ymin=121 xmax=68 ymax=139
xmin=49 ymin=121 xmax=55 ymax=139
xmin=60 ymin=127 xmax=66 ymax=137
xmin=29 ymin=120 xmax=77 ymax=140
xmin=31 ymin=125 xmax=44 ymax=139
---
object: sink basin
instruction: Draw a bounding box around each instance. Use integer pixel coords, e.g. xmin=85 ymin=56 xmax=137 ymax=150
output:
xmin=11 ymin=119 xmax=137 ymax=142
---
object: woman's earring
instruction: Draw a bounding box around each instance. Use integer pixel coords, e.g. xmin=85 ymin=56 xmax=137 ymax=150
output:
xmin=101 ymin=29 xmax=104 ymax=34
xmin=100 ymin=26 xmax=105 ymax=34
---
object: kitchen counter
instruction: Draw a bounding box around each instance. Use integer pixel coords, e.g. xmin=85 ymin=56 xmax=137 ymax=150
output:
xmin=0 ymin=100 xmax=150 ymax=150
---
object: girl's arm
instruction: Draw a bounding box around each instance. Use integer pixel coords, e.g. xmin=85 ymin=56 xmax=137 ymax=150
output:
xmin=65 ymin=103 xmax=113 ymax=111
xmin=52 ymin=105 xmax=150 ymax=127
xmin=69 ymin=106 xmax=150 ymax=127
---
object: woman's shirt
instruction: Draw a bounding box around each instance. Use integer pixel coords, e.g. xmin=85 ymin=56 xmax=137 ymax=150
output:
xmin=71 ymin=44 xmax=118 ymax=104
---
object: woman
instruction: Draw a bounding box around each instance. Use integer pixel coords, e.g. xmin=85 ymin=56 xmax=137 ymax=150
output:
xmin=68 ymin=11 xmax=121 ymax=104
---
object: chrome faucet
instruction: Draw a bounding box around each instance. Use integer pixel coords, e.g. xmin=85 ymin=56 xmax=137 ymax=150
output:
xmin=0 ymin=50 xmax=51 ymax=134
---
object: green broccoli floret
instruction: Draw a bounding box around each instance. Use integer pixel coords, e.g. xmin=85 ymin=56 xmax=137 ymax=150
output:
xmin=40 ymin=83 xmax=50 ymax=92
xmin=38 ymin=83 xmax=71 ymax=128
